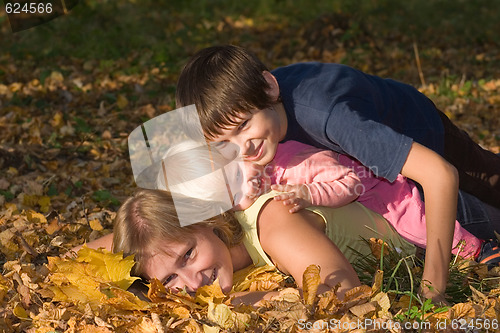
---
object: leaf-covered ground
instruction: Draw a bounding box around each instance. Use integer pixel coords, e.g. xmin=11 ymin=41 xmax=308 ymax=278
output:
xmin=1 ymin=1 xmax=500 ymax=332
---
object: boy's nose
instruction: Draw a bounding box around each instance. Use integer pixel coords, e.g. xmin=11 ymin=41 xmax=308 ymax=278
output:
xmin=218 ymin=141 xmax=241 ymax=160
xmin=238 ymin=140 xmax=255 ymax=158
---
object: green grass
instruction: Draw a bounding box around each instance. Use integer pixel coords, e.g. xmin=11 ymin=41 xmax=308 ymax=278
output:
xmin=3 ymin=0 xmax=500 ymax=67
xmin=352 ymin=239 xmax=500 ymax=307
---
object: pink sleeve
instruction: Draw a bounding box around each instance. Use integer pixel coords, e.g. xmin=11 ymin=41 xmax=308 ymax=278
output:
xmin=278 ymin=143 xmax=361 ymax=207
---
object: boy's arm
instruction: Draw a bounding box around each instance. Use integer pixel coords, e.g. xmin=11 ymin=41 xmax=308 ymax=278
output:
xmin=401 ymin=142 xmax=458 ymax=303
xmin=272 ymin=148 xmax=361 ymax=212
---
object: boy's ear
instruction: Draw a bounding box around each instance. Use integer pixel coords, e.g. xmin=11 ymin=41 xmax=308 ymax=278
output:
xmin=262 ymin=71 xmax=280 ymax=101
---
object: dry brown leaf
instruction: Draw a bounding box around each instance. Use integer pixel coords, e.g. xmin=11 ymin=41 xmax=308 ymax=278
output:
xmin=344 ymin=285 xmax=372 ymax=303
xmin=317 ymin=289 xmax=342 ymax=314
xmin=271 ymin=288 xmax=301 ymax=303
xmin=349 ymin=301 xmax=376 ymax=317
xmin=372 ymin=291 xmax=391 ymax=315
xmin=147 ymin=278 xmax=201 ymax=311
xmin=469 ymin=285 xmax=488 ymax=304
xmin=450 ymin=302 xmax=475 ymax=319
xmin=44 ymin=218 xmax=61 ymax=235
xmin=371 ymin=269 xmax=384 ymax=295
xmin=251 ymin=280 xmax=280 ymax=292
xmin=264 ymin=301 xmax=308 ymax=323
xmin=338 ymin=285 xmax=372 ymax=314
xmin=232 ymin=264 xmax=284 ymax=292
xmin=0 ymin=274 xmax=11 ymax=302
xmin=302 ymin=264 xmax=321 ymax=307
xmin=207 ymin=302 xmax=234 ymax=330
xmin=369 ymin=237 xmax=390 ymax=260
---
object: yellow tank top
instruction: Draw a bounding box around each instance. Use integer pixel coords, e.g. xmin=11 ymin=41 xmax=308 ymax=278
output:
xmin=235 ymin=191 xmax=415 ymax=267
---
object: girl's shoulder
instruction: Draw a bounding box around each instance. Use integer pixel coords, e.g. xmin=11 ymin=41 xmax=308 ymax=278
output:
xmin=235 ymin=191 xmax=281 ymax=230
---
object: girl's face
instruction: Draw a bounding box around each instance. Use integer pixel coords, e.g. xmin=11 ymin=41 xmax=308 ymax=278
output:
xmin=142 ymin=225 xmax=234 ymax=294
xmin=224 ymin=160 xmax=272 ymax=211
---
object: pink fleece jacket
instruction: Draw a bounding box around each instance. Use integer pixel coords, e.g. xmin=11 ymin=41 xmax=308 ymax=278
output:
xmin=270 ymin=140 xmax=481 ymax=257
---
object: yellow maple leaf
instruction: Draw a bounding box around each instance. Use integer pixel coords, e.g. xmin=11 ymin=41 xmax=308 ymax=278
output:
xmin=26 ymin=210 xmax=47 ymax=224
xmin=75 ymin=246 xmax=138 ymax=290
xmin=195 ymin=279 xmax=226 ymax=306
xmin=89 ymin=218 xmax=104 ymax=231
xmin=44 ymin=246 xmax=139 ymax=310
xmin=100 ymin=285 xmax=149 ymax=311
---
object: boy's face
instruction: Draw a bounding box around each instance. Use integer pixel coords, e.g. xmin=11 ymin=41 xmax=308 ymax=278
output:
xmin=224 ymin=160 xmax=272 ymax=211
xmin=210 ymin=106 xmax=285 ymax=166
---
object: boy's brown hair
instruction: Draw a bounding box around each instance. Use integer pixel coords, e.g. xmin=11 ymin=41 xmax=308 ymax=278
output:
xmin=113 ymin=189 xmax=243 ymax=277
xmin=176 ymin=45 xmax=276 ymax=139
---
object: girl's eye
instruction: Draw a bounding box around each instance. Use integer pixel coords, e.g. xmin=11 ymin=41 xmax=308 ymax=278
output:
xmin=213 ymin=141 xmax=227 ymax=149
xmin=184 ymin=248 xmax=193 ymax=261
xmin=233 ymin=192 xmax=242 ymax=205
xmin=238 ymin=119 xmax=249 ymax=130
xmin=164 ymin=274 xmax=176 ymax=285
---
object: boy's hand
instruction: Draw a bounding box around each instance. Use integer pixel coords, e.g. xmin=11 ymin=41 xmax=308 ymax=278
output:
xmin=271 ymin=184 xmax=312 ymax=213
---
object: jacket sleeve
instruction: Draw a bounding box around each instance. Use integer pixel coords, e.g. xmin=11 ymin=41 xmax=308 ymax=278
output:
xmin=280 ymin=144 xmax=361 ymax=207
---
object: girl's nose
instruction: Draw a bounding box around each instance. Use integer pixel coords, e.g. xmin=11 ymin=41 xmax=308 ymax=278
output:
xmin=179 ymin=270 xmax=204 ymax=293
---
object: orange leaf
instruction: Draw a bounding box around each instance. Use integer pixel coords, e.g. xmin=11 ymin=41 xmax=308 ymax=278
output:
xmin=302 ymin=264 xmax=321 ymax=306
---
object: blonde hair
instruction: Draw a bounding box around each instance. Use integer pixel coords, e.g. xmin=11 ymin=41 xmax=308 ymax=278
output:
xmin=113 ymin=189 xmax=243 ymax=277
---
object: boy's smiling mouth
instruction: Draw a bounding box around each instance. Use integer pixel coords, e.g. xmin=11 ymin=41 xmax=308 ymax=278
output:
xmin=244 ymin=142 xmax=263 ymax=161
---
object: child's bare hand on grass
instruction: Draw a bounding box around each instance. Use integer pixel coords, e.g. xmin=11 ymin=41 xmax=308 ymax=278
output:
xmin=271 ymin=184 xmax=312 ymax=213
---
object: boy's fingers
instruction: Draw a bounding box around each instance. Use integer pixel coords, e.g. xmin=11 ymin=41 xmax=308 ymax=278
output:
xmin=272 ymin=184 xmax=297 ymax=192
xmin=271 ymin=184 xmax=286 ymax=191
xmin=273 ymin=192 xmax=296 ymax=201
